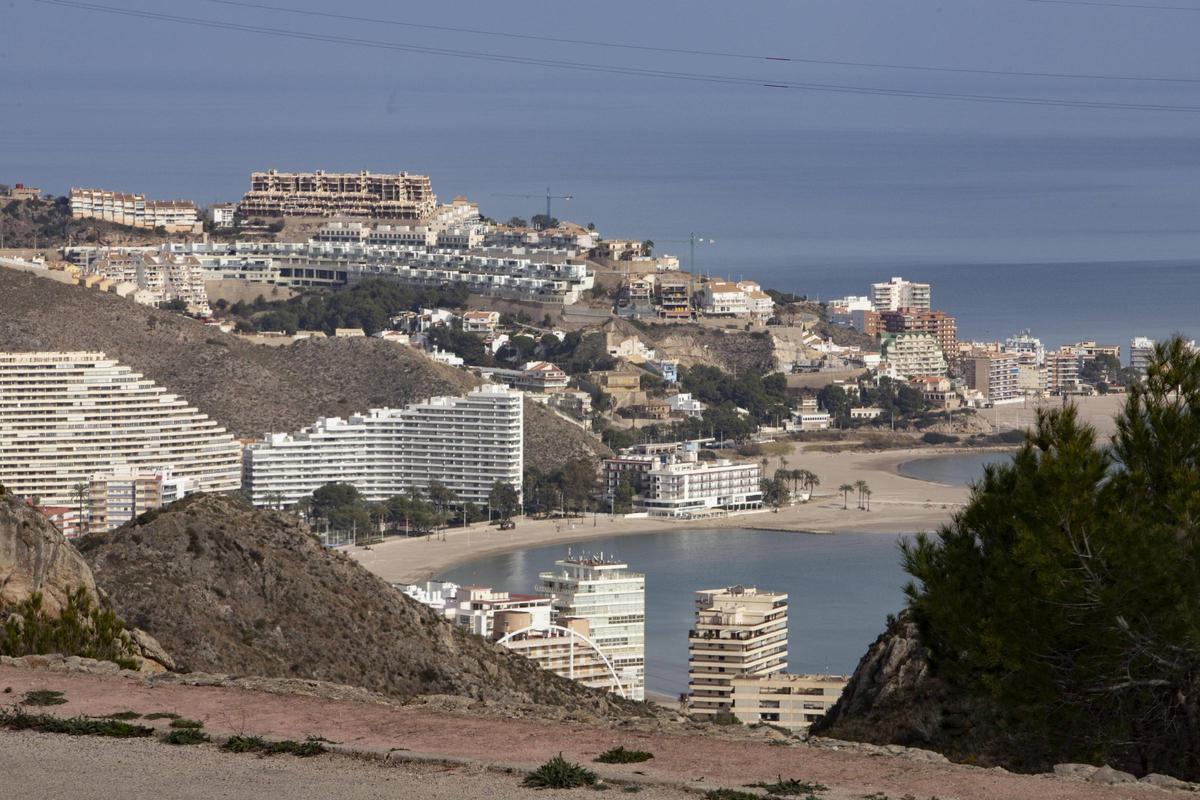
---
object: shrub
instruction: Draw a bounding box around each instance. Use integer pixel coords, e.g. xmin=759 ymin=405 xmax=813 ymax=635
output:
xmin=0 ymin=708 xmax=152 ymax=738
xmin=21 ymin=689 xmax=66 ymax=706
xmin=1 ymin=588 xmax=136 ymax=669
xmin=921 ymin=431 xmax=959 ymax=445
xmin=221 ymin=735 xmax=325 ymax=757
xmin=168 ymin=718 xmax=204 ymax=729
xmin=524 ymin=753 xmax=597 ymax=789
xmin=744 ymin=776 xmax=829 ymax=796
xmin=704 ymin=791 xmax=760 ymax=800
xmin=144 ymin=712 xmax=180 ymax=720
xmin=103 ymin=711 xmax=142 ymax=720
xmin=161 ymin=728 xmax=209 ymax=745
xmin=595 ymin=746 xmax=653 ymax=764
xmin=222 ymin=734 xmax=267 ymax=753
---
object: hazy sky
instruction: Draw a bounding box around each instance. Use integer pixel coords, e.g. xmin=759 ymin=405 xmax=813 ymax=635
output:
xmin=3 ymin=0 xmax=1200 ymax=273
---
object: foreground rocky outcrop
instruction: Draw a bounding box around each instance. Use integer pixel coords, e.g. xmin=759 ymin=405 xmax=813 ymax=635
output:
xmin=76 ymin=493 xmax=641 ymax=714
xmin=0 ymin=493 xmax=172 ymax=672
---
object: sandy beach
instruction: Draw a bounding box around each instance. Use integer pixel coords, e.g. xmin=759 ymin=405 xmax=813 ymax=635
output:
xmin=351 ymin=444 xmax=978 ymax=584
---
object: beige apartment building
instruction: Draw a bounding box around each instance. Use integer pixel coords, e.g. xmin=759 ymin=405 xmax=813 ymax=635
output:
xmin=493 ymin=613 xmax=631 ymax=697
xmin=69 ymin=188 xmax=201 ymax=233
xmin=962 ymin=351 xmax=1020 ymax=404
xmin=238 ymin=169 xmax=437 ymax=219
xmin=730 ymin=673 xmax=848 ymax=731
xmin=688 ymin=586 xmax=789 ymax=718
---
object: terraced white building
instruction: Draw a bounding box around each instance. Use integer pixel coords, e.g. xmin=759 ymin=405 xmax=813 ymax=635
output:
xmin=242 ymin=384 xmax=523 ymax=507
xmin=0 ymin=352 xmax=242 ymax=505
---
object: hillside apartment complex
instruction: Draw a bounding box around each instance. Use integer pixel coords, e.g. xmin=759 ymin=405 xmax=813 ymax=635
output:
xmin=69 ymin=188 xmax=201 ymax=234
xmin=688 ymin=586 xmax=789 ymax=719
xmin=238 ymin=169 xmax=437 ymax=219
xmin=536 ymin=556 xmax=646 ymax=701
xmin=242 ymin=384 xmax=523 ymax=508
xmin=0 ymin=351 xmax=241 ymax=510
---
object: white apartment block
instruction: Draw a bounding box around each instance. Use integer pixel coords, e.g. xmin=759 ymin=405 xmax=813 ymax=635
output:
xmin=880 ymin=332 xmax=947 ymax=379
xmin=537 ymin=556 xmax=646 ymax=701
xmin=1130 ymin=336 xmax=1155 ymax=372
xmin=870 ymin=276 xmax=931 ymax=312
xmin=730 ymin=673 xmax=848 ymax=731
xmin=0 ymin=352 xmax=241 ymax=506
xmin=640 ymin=454 xmax=763 ymax=518
xmin=688 ymin=586 xmax=789 ymax=718
xmin=242 ymin=384 xmax=523 ymax=508
xmin=736 ymin=281 xmax=775 ymax=320
xmin=446 ymin=585 xmax=552 ymax=637
xmin=962 ymin=352 xmax=1020 ymax=404
xmin=1004 ymin=332 xmax=1045 ymax=366
xmin=69 ymin=188 xmax=201 ymax=234
xmin=701 ymin=281 xmax=750 ymax=316
xmin=88 ymin=252 xmax=211 ymax=314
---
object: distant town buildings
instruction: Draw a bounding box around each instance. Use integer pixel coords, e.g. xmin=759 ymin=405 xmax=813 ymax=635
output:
xmin=879 ymin=332 xmax=947 ymax=380
xmin=237 ymin=169 xmax=437 ymax=220
xmin=85 ymin=251 xmax=211 ymax=314
xmin=870 ymin=276 xmax=931 ymax=312
xmin=0 ymin=351 xmax=241 ymax=512
xmin=69 ymin=188 xmax=201 ymax=234
xmin=962 ymin=351 xmax=1020 ymax=405
xmin=85 ymin=467 xmax=194 ymax=534
xmin=7 ymin=183 xmax=41 ymax=201
xmin=730 ymin=673 xmax=848 ymax=732
xmin=207 ymin=203 xmax=236 ymax=228
xmin=688 ymin=585 xmax=789 ymax=719
xmin=537 ymin=555 xmax=646 ymax=700
xmin=1130 ymin=336 xmax=1155 ymax=372
xmin=880 ymin=309 xmax=956 ymax=364
xmin=243 ymin=384 xmax=523 ymax=508
xmin=641 ymin=449 xmax=763 ymax=518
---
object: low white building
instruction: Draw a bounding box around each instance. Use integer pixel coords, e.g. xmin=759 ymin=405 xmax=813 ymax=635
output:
xmin=640 ymin=452 xmax=762 ymax=518
xmin=788 ymin=411 xmax=831 ymax=432
xmin=700 ymin=281 xmax=749 ymax=316
xmin=665 ymin=392 xmax=706 ymax=418
xmin=428 ymin=347 xmax=465 ymax=367
xmin=736 ymin=281 xmax=775 ymax=320
xmin=462 ymin=310 xmax=500 ymax=334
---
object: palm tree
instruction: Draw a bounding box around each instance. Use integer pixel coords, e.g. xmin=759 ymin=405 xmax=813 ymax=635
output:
xmin=854 ymin=479 xmax=868 ymax=510
xmin=864 ymin=487 xmax=873 ymax=511
xmin=802 ymin=471 xmax=820 ymax=499
xmin=838 ymin=483 xmax=853 ymax=510
xmin=71 ymin=481 xmax=88 ymax=536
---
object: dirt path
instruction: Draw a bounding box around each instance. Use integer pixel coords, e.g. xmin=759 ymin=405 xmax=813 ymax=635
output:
xmin=1 ymin=666 xmax=1185 ymax=800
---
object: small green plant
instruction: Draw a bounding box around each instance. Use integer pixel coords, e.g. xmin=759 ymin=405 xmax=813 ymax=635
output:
xmin=595 ymin=746 xmax=654 ymax=764
xmin=222 ymin=734 xmax=267 ymax=753
xmin=161 ymin=727 xmax=209 ymax=745
xmin=524 ymin=753 xmax=597 ymax=789
xmin=21 ymin=689 xmax=67 ymax=706
xmin=0 ymin=708 xmax=152 ymax=738
xmin=1 ymin=588 xmax=137 ymax=669
xmin=103 ymin=710 xmax=142 ymax=720
xmin=3 ymin=686 xmax=11 ymax=693
xmin=144 ymin=712 xmax=180 ymax=720
xmin=704 ymin=791 xmax=760 ymax=800
xmin=745 ymin=776 xmax=829 ymax=796
xmin=168 ymin=718 xmax=204 ymax=729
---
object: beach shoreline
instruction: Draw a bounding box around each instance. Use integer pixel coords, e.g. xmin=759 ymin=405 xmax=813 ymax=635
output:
xmin=350 ymin=444 xmax=983 ymax=584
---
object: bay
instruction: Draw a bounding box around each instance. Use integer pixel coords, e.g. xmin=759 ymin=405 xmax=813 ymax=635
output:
xmin=440 ymin=529 xmax=910 ymax=698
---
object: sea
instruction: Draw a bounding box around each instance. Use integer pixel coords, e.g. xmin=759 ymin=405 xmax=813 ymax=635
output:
xmin=441 ymin=451 xmax=1004 ymax=697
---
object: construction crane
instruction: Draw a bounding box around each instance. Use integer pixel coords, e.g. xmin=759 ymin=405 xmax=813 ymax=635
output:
xmin=653 ymin=232 xmax=715 ymax=276
xmin=492 ymin=187 xmax=573 ymax=228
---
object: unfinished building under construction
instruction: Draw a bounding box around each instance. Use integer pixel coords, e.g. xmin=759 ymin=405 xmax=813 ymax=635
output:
xmin=238 ymin=169 xmax=437 ymax=219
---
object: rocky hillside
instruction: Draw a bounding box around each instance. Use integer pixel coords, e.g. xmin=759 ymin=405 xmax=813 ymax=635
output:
xmin=0 ymin=493 xmax=172 ymax=671
xmin=630 ymin=320 xmax=779 ymax=374
xmin=76 ymin=494 xmax=636 ymax=712
xmin=0 ymin=269 xmax=605 ymax=471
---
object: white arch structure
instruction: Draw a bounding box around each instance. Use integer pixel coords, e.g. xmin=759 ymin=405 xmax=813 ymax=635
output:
xmin=496 ymin=624 xmax=628 ymax=699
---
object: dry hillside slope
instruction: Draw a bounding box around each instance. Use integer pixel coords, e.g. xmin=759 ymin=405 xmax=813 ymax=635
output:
xmin=76 ymin=493 xmax=637 ymax=712
xmin=0 ymin=269 xmax=606 ymax=470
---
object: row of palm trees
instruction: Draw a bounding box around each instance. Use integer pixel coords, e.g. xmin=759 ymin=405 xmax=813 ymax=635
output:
xmin=837 ymin=480 xmax=873 ymax=511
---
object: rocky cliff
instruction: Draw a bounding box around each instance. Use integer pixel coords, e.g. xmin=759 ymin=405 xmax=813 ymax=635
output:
xmin=0 ymin=493 xmax=172 ymax=671
xmin=76 ymin=493 xmax=641 ymax=714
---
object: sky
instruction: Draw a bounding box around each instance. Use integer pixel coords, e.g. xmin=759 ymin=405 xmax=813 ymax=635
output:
xmin=2 ymin=0 xmax=1200 ymax=286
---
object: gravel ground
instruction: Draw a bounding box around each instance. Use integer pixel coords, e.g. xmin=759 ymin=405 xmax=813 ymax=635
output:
xmin=0 ymin=731 xmax=697 ymax=800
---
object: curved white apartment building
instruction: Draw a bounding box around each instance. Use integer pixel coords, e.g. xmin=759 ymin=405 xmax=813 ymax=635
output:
xmin=0 ymin=352 xmax=242 ymax=504
xmin=242 ymin=384 xmax=523 ymax=507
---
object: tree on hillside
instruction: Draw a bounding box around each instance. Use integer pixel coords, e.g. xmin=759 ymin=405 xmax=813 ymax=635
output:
xmin=902 ymin=337 xmax=1200 ymax=778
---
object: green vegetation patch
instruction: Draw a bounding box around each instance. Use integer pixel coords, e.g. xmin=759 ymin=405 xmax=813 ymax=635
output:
xmin=595 ymin=746 xmax=654 ymax=764
xmin=102 ymin=710 xmax=142 ymax=720
xmin=524 ymin=753 xmax=598 ymax=789
xmin=745 ymin=776 xmax=829 ymax=796
xmin=161 ymin=727 xmax=209 ymax=745
xmin=703 ymin=791 xmax=760 ymax=800
xmin=1 ymin=588 xmax=137 ymax=669
xmin=221 ymin=734 xmax=326 ymax=757
xmin=143 ymin=712 xmax=180 ymax=720
xmin=168 ymin=718 xmax=204 ymax=729
xmin=0 ymin=708 xmax=152 ymax=738
xmin=20 ymin=689 xmax=66 ymax=706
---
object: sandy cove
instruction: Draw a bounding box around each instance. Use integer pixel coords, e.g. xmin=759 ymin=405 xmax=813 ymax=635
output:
xmin=351 ymin=444 xmax=982 ymax=585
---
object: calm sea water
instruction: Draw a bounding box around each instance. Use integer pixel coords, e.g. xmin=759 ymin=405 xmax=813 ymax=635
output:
xmin=897 ymin=451 xmax=1015 ymax=486
xmin=440 ymin=530 xmax=911 ymax=698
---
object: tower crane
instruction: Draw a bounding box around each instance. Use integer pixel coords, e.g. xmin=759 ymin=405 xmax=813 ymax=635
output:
xmin=491 ymin=187 xmax=573 ymax=228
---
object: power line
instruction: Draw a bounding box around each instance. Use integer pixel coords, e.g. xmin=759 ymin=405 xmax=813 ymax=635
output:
xmin=1029 ymin=0 xmax=1200 ymax=10
xmin=36 ymin=0 xmax=1200 ymax=113
xmin=198 ymin=0 xmax=1200 ymax=84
